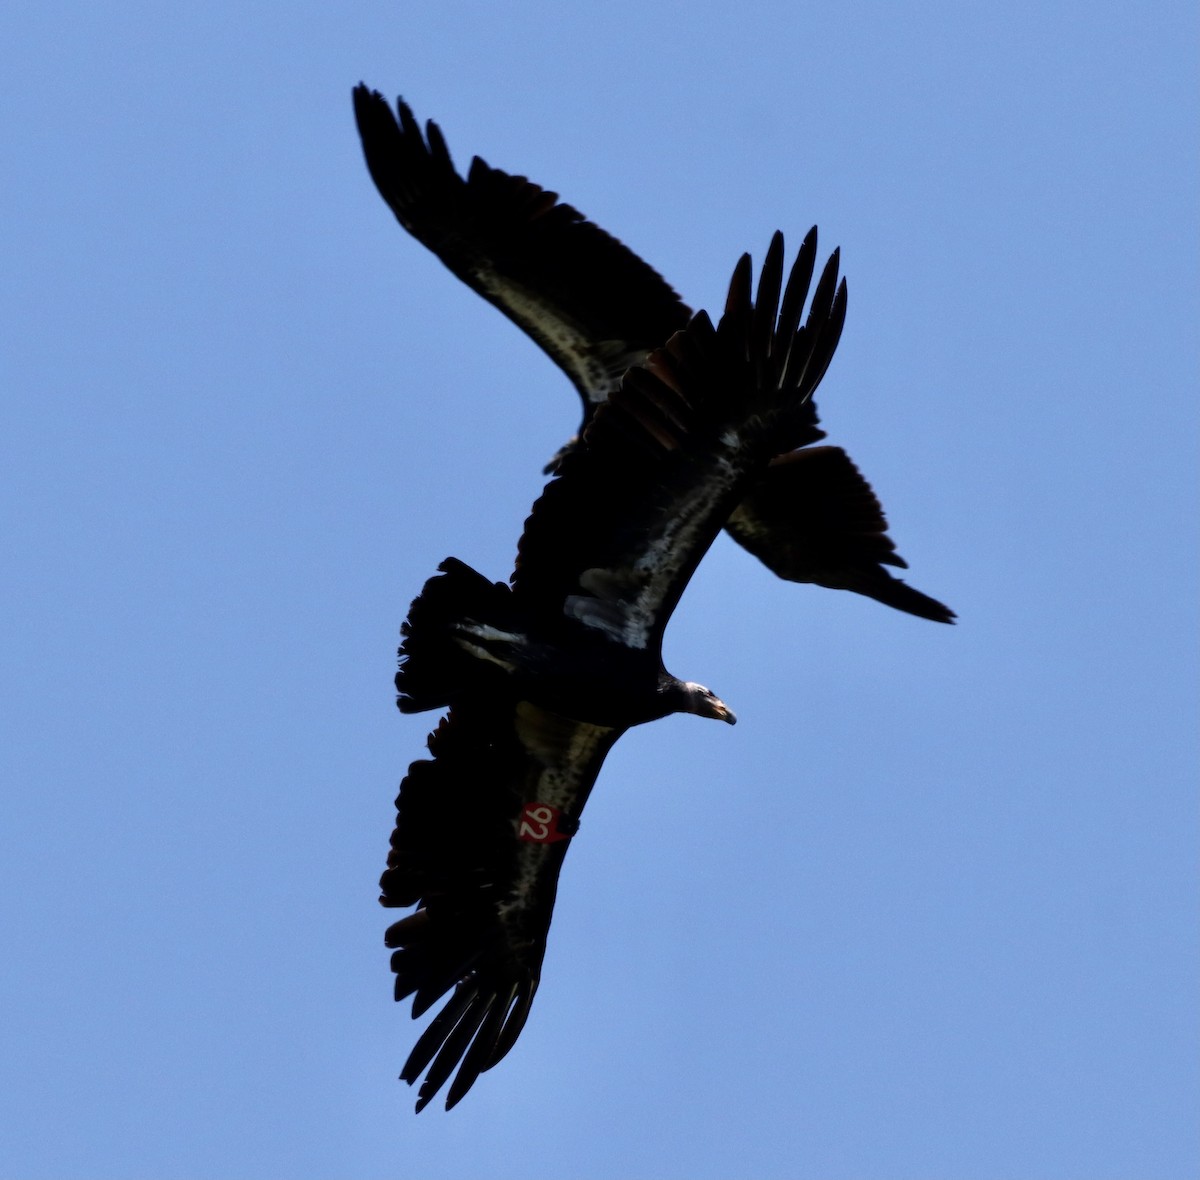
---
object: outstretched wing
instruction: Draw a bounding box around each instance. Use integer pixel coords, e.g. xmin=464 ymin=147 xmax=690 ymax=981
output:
xmin=382 ymin=698 xmax=621 ymax=1112
xmin=352 ymin=85 xmax=690 ymax=414
xmin=354 ymin=87 xmax=950 ymax=617
xmin=511 ymin=230 xmax=847 ymax=651
xmin=725 ymin=447 xmax=956 ymax=622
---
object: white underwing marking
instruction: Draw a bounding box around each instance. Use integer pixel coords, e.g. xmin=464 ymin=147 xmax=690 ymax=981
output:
xmin=450 ymin=622 xmax=523 ymax=671
xmin=565 ymin=567 xmax=654 ymax=648
xmin=627 ymin=452 xmax=739 ymax=618
xmin=452 ymin=641 xmax=517 ymax=671
xmin=474 ymin=272 xmax=623 ymax=399
xmin=564 ymin=593 xmax=653 ymax=650
xmin=456 ymin=622 xmax=524 ymax=644
xmin=560 ymin=450 xmax=741 ymax=651
xmin=498 ymin=705 xmax=617 ymax=921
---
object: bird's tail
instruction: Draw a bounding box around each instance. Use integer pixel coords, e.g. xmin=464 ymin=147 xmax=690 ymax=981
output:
xmin=395 ymin=558 xmax=520 ymax=713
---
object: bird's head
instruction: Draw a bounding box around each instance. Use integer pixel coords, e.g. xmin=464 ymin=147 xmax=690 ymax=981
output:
xmin=681 ymin=682 xmax=737 ymax=725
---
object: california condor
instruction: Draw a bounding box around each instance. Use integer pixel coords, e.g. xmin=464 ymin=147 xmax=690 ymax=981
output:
xmin=352 ymin=84 xmax=953 ymax=624
xmin=384 ymin=231 xmax=845 ymax=1110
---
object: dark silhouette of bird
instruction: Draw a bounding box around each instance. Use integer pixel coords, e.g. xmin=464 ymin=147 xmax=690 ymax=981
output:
xmin=382 ymin=231 xmax=848 ymax=1111
xmin=352 ymin=85 xmax=953 ymax=623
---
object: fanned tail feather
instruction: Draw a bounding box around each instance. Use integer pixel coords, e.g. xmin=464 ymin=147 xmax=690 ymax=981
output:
xmin=395 ymin=558 xmax=519 ymax=713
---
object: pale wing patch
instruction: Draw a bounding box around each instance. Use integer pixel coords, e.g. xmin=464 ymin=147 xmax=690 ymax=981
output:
xmin=513 ymin=702 xmax=614 ymax=804
xmin=455 ymin=622 xmax=525 ymax=643
xmin=497 ymin=703 xmax=617 ymax=923
xmin=632 ymin=452 xmax=740 ymax=605
xmin=562 ymin=450 xmax=742 ymax=649
xmin=564 ymin=567 xmax=653 ymax=648
xmin=451 ymin=622 xmax=526 ymax=672
xmin=474 ymin=270 xmax=624 ymax=402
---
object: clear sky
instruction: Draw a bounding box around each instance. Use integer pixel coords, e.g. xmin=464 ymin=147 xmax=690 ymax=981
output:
xmin=3 ymin=2 xmax=1197 ymax=1177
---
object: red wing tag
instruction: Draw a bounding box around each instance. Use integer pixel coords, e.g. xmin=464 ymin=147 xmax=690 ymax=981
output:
xmin=516 ymin=802 xmax=571 ymax=844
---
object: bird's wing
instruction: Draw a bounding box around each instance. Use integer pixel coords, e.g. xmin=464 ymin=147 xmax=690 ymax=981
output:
xmin=352 ymin=85 xmax=691 ymax=415
xmin=382 ymin=698 xmax=621 ymax=1112
xmin=511 ymin=229 xmax=847 ymax=651
xmin=354 ymin=87 xmax=947 ymax=617
xmin=726 ymin=447 xmax=956 ymax=622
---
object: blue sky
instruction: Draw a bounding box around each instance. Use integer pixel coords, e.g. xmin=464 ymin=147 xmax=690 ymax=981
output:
xmin=3 ymin=2 xmax=1197 ymax=1177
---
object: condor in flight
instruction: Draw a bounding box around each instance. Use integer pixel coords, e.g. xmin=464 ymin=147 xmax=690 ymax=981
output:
xmin=382 ymin=230 xmax=847 ymax=1110
xmin=352 ymin=85 xmax=953 ymax=624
